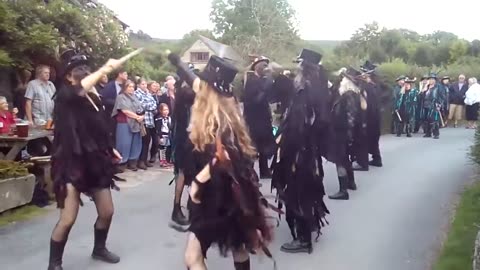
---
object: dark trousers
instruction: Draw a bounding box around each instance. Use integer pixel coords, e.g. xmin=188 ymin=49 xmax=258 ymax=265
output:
xmin=259 ymin=153 xmax=271 ymax=176
xmin=286 ymin=207 xmax=312 ymax=244
xmin=424 ymin=121 xmax=440 ymax=137
xmin=139 ymin=127 xmax=157 ymax=162
xmin=368 ymin=134 xmax=381 ymax=161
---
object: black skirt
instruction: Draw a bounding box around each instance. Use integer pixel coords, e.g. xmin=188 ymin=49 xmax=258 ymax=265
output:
xmin=466 ymin=103 xmax=479 ymax=121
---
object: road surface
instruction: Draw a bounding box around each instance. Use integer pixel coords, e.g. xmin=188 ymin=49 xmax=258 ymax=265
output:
xmin=0 ymin=128 xmax=475 ymax=270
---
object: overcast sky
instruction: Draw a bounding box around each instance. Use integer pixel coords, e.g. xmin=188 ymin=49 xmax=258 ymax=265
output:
xmin=98 ymin=0 xmax=479 ymax=41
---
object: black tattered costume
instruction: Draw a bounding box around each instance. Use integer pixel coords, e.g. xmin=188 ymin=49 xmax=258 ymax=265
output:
xmin=327 ymin=68 xmax=364 ymax=201
xmin=48 ymin=51 xmax=120 ymax=270
xmin=168 ymin=54 xmax=275 ymax=270
xmin=271 ymin=49 xmax=330 ymax=254
xmin=243 ymin=57 xmax=276 ymax=178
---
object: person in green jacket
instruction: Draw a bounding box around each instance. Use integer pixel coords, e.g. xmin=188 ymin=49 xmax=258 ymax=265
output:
xmin=391 ymin=75 xmax=406 ymax=134
xmin=394 ymin=77 xmax=418 ymax=137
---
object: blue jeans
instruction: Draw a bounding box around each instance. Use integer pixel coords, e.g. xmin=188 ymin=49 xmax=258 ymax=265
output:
xmin=116 ymin=123 xmax=142 ymax=164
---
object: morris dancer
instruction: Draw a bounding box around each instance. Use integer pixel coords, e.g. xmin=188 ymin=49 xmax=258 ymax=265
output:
xmin=328 ymin=67 xmax=364 ymax=200
xmin=47 ymin=50 xmax=133 ymax=270
xmin=394 ymin=77 xmax=418 ymax=137
xmin=272 ymin=49 xmax=330 ymax=253
xmin=168 ymin=53 xmax=274 ymax=270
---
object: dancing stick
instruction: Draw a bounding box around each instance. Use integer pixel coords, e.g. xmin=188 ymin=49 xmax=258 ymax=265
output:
xmin=80 ymin=48 xmax=144 ymax=111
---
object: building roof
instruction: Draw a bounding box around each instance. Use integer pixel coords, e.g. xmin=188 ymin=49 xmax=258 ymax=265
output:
xmin=198 ymin=35 xmax=244 ymax=64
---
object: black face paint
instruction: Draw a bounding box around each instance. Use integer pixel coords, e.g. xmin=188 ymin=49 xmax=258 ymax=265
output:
xmin=70 ymin=65 xmax=91 ymax=82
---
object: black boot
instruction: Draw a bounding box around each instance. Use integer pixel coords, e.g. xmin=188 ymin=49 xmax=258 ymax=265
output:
xmin=369 ymin=157 xmax=383 ymax=167
xmin=347 ymin=169 xmax=357 ymax=191
xmin=280 ymin=239 xmax=312 ymax=254
xmin=169 ymin=203 xmax=190 ymax=232
xmin=127 ymin=160 xmax=138 ymax=171
xmin=234 ymin=259 xmax=250 ymax=270
xmin=48 ymin=239 xmax=66 ymax=270
xmin=328 ymin=176 xmax=349 ymax=200
xmin=259 ymin=155 xmax=272 ymax=179
xmin=92 ymin=227 xmax=120 ymax=264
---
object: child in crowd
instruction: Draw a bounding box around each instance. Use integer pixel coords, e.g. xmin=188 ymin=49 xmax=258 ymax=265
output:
xmin=155 ymin=103 xmax=172 ymax=168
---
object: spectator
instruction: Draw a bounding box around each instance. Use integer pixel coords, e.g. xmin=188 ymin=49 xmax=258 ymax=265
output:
xmin=100 ymin=69 xmax=128 ymax=118
xmin=159 ymin=78 xmax=175 ymax=114
xmin=112 ymin=80 xmax=144 ymax=172
xmin=0 ymin=96 xmax=17 ymax=134
xmin=448 ymin=74 xmax=469 ymax=128
xmin=96 ymin=74 xmax=109 ymax=92
xmin=25 ymin=65 xmax=56 ymax=126
xmin=155 ymin=103 xmax=172 ymax=167
xmin=135 ymin=78 xmax=158 ymax=170
xmin=464 ymin=77 xmax=480 ymax=129
xmin=161 ymin=75 xmax=175 ymax=95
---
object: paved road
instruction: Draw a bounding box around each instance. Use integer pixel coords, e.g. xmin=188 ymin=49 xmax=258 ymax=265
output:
xmin=0 ymin=128 xmax=475 ymax=270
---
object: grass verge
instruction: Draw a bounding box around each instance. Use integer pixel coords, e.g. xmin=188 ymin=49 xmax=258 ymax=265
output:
xmin=434 ymin=180 xmax=480 ymax=270
xmin=0 ymin=205 xmax=48 ymax=227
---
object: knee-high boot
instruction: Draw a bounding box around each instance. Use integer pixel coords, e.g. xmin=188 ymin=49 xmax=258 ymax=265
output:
xmin=234 ymin=259 xmax=251 ymax=270
xmin=328 ymin=176 xmax=349 ymax=200
xmin=92 ymin=226 xmax=120 ymax=264
xmin=347 ymin=168 xmax=357 ymax=191
xmin=48 ymin=239 xmax=66 ymax=270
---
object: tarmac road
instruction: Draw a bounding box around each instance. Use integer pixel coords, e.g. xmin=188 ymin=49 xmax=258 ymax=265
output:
xmin=0 ymin=128 xmax=475 ymax=270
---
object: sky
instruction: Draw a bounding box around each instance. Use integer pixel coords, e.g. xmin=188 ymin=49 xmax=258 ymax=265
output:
xmin=98 ymin=0 xmax=479 ymax=41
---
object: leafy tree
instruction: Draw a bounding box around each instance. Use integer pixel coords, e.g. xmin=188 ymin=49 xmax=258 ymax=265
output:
xmin=413 ymin=45 xmax=433 ymax=66
xmin=0 ymin=0 xmax=129 ymax=69
xmin=210 ymin=0 xmax=300 ymax=63
xmin=449 ymin=40 xmax=469 ymax=63
xmin=469 ymin=40 xmax=480 ymax=57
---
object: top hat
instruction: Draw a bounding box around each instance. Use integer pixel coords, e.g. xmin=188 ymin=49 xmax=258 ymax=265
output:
xmin=197 ymin=55 xmax=238 ymax=97
xmin=60 ymin=49 xmax=89 ymax=76
xmin=250 ymin=56 xmax=270 ymax=71
xmin=442 ymin=75 xmax=450 ymax=80
xmin=295 ymin=49 xmax=322 ymax=65
xmin=396 ymin=75 xmax=406 ymax=82
xmin=360 ymin=60 xmax=377 ymax=74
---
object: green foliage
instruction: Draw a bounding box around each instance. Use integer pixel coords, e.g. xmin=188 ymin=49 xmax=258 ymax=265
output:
xmin=0 ymin=160 xmax=29 ymax=179
xmin=0 ymin=0 xmax=128 ymax=69
xmin=433 ymin=180 xmax=480 ymax=270
xmin=210 ymin=0 xmax=300 ymax=64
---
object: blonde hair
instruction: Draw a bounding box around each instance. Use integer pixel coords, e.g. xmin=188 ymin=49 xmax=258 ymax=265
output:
xmin=189 ymin=81 xmax=256 ymax=158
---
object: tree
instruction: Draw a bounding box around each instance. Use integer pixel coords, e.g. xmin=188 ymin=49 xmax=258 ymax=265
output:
xmin=449 ymin=40 xmax=469 ymax=63
xmin=369 ymin=47 xmax=388 ymax=63
xmin=413 ymin=45 xmax=433 ymax=66
xmin=347 ymin=22 xmax=382 ymax=58
xmin=0 ymin=0 xmax=129 ymax=69
xmin=469 ymin=40 xmax=480 ymax=57
xmin=210 ymin=0 xmax=300 ymax=63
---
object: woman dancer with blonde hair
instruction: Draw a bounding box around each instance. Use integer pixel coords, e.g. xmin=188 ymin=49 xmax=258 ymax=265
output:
xmin=168 ymin=54 xmax=273 ymax=270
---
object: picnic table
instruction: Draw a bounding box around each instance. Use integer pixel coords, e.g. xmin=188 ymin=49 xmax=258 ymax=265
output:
xmin=0 ymin=129 xmax=53 ymax=160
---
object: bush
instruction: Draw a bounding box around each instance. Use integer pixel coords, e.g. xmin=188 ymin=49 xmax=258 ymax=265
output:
xmin=0 ymin=160 xmax=29 ymax=179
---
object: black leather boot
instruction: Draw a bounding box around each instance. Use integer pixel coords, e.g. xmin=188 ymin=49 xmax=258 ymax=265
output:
xmin=48 ymin=239 xmax=66 ymax=270
xmin=328 ymin=176 xmax=349 ymax=200
xmin=92 ymin=228 xmax=120 ymax=264
xmin=347 ymin=169 xmax=357 ymax=191
xmin=280 ymin=239 xmax=313 ymax=254
xmin=369 ymin=158 xmax=383 ymax=167
xmin=169 ymin=203 xmax=190 ymax=232
xmin=234 ymin=259 xmax=250 ymax=270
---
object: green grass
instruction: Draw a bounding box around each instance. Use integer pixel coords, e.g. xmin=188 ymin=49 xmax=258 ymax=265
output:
xmin=0 ymin=205 xmax=48 ymax=227
xmin=434 ymin=180 xmax=480 ymax=270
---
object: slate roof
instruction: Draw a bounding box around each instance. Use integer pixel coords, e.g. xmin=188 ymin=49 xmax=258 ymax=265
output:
xmin=198 ymin=35 xmax=244 ymax=64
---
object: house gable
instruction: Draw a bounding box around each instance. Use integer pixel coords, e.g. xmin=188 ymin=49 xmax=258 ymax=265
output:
xmin=181 ymin=40 xmax=215 ymax=69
